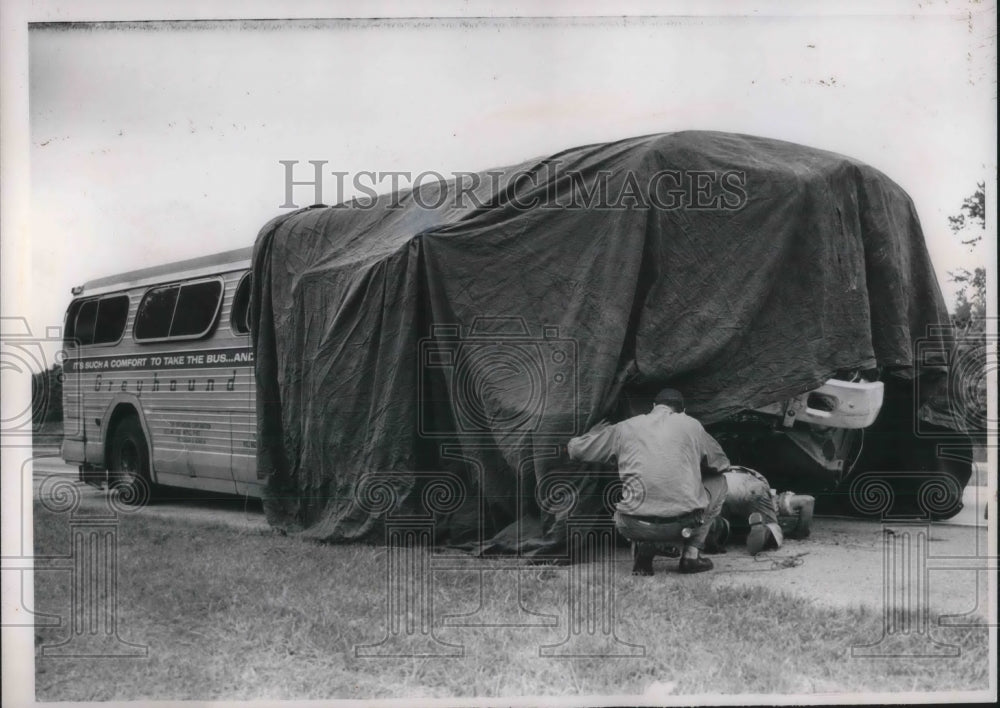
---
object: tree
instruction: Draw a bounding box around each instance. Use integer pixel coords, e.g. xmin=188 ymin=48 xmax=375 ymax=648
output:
xmin=945 ymin=185 xmax=987 ymax=440
xmin=951 ymin=267 xmax=986 ymax=324
xmin=947 ymin=182 xmax=986 ymax=246
xmin=31 ymin=363 xmax=63 ymax=425
xmin=947 ymin=182 xmax=986 ymax=326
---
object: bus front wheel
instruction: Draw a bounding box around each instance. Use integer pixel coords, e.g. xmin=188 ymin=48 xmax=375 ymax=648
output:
xmin=108 ymin=417 xmax=153 ymax=506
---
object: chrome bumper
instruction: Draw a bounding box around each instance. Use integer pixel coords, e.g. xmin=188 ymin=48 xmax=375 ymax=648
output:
xmin=753 ymin=379 xmax=885 ymax=429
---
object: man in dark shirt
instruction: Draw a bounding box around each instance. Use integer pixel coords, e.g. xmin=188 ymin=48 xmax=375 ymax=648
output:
xmin=567 ymin=388 xmax=729 ymax=575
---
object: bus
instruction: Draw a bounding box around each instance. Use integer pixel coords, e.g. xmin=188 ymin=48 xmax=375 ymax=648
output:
xmin=59 ymin=246 xmax=888 ymax=507
xmin=60 ymin=247 xmax=260 ymax=501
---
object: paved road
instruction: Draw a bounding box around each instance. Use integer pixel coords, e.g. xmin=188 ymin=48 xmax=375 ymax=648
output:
xmin=29 ymin=453 xmax=990 ymax=529
xmin=708 ymin=516 xmax=992 ymax=619
xmin=29 ymin=453 xmax=268 ymax=532
xmin=28 ymin=453 xmax=994 ymax=619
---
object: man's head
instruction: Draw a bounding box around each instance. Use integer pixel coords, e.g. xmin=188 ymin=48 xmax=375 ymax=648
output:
xmin=653 ymin=388 xmax=685 ymax=413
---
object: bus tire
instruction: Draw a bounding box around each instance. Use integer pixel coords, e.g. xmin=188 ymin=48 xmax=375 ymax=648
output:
xmin=108 ymin=416 xmax=153 ymax=506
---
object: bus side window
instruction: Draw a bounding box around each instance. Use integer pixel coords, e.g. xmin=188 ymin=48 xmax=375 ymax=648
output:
xmin=63 ymin=300 xmax=84 ymax=347
xmin=171 ymin=281 xmax=223 ymax=337
xmin=231 ymin=274 xmax=251 ymax=335
xmin=135 ymin=285 xmax=179 ymax=340
xmin=93 ymin=295 xmax=129 ymax=344
xmin=74 ymin=300 xmax=99 ymax=346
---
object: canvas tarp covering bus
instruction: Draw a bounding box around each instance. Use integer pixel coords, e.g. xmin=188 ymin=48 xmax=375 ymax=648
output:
xmin=250 ymin=130 xmax=964 ymax=554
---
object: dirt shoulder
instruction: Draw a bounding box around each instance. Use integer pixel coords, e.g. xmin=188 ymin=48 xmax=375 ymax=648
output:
xmin=706 ymin=513 xmax=992 ymax=620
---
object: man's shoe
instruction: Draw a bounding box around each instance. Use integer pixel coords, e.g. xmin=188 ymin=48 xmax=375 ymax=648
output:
xmin=747 ymin=512 xmax=770 ymax=556
xmin=678 ymin=555 xmax=713 ymax=574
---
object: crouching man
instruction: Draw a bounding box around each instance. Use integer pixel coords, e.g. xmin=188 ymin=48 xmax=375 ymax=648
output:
xmin=566 ymin=388 xmax=729 ymax=575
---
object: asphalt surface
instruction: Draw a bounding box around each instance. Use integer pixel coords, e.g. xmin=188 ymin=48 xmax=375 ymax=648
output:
xmin=28 ymin=452 xmax=995 ymax=621
xmin=29 ymin=452 xmax=268 ymax=533
xmin=707 ymin=512 xmax=992 ymax=619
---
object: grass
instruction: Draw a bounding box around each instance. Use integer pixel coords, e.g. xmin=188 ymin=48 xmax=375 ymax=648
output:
xmin=33 ymin=502 xmax=991 ymax=701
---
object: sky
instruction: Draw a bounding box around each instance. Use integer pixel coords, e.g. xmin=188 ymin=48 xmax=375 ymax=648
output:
xmin=19 ymin=4 xmax=1000 ymax=346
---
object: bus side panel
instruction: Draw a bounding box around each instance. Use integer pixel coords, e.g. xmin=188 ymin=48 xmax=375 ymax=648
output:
xmin=143 ymin=368 xmax=244 ymax=486
xmin=63 ymin=267 xmax=259 ymax=498
xmin=231 ymin=360 xmax=259 ymax=496
xmin=138 ymin=271 xmax=250 ymax=493
xmin=60 ymin=349 xmax=86 ymax=463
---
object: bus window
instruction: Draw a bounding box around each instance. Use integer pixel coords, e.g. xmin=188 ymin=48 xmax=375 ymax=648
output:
xmin=134 ymin=285 xmax=179 ymax=340
xmin=171 ymin=281 xmax=223 ymax=337
xmin=63 ymin=300 xmax=83 ymax=347
xmin=74 ymin=300 xmax=99 ymax=346
xmin=65 ymin=294 xmax=130 ymax=346
xmin=231 ymin=274 xmax=251 ymax=335
xmin=134 ymin=279 xmax=222 ymax=342
xmin=93 ymin=295 xmax=129 ymax=344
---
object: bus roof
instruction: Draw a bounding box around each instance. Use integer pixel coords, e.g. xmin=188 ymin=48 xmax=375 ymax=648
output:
xmin=74 ymin=246 xmax=253 ymax=297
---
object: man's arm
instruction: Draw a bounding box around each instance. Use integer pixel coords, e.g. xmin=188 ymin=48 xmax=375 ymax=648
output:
xmin=567 ymin=420 xmax=618 ymax=464
xmin=699 ymin=429 xmax=731 ymax=475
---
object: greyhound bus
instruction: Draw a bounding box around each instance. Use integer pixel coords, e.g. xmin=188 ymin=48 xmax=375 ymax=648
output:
xmin=60 ymin=247 xmax=260 ymax=501
xmin=60 ymin=245 xmax=887 ymax=505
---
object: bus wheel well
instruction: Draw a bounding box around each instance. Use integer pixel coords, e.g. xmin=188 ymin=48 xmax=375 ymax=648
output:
xmin=105 ymin=405 xmax=144 ymax=461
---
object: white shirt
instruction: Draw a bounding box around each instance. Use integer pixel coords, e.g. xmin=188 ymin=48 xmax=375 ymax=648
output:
xmin=567 ymin=406 xmax=730 ymax=517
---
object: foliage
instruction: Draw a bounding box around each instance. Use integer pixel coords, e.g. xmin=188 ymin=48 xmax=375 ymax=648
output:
xmin=947 ymin=182 xmax=986 ymax=246
xmin=31 ymin=363 xmax=63 ymax=425
xmin=951 ymin=268 xmax=987 ymax=327
xmin=947 ymin=183 xmax=986 ymax=325
xmin=945 ymin=186 xmax=988 ymax=438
